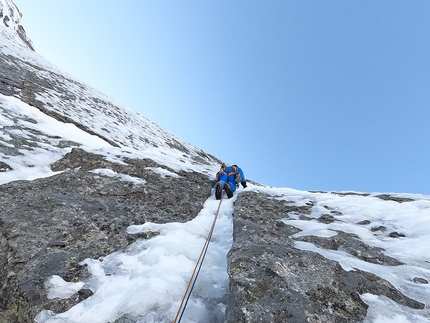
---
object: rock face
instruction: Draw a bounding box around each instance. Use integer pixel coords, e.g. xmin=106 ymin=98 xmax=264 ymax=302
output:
xmin=0 ymin=3 xmax=220 ymax=320
xmin=0 ymin=20 xmax=220 ymax=170
xmin=225 ymin=192 xmax=424 ymax=322
xmin=0 ymin=0 xmax=34 ymax=50
xmin=0 ymin=1 xmax=429 ymax=322
xmin=0 ymin=148 xmax=212 ymax=322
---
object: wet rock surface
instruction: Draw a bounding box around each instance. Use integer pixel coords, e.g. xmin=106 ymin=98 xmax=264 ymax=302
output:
xmin=0 ymin=149 xmax=212 ymax=322
xmin=225 ymin=191 xmax=423 ymax=323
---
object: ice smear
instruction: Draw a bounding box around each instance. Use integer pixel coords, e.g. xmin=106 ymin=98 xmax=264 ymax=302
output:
xmin=361 ymin=294 xmax=430 ymax=323
xmin=45 ymin=276 xmax=85 ymax=300
xmin=35 ymin=196 xmax=234 ymax=323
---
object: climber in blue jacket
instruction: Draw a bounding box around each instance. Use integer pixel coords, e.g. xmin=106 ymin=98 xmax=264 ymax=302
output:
xmin=214 ymin=164 xmax=247 ymax=200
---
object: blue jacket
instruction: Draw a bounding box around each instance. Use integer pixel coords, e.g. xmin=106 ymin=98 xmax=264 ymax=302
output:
xmin=216 ymin=166 xmax=246 ymax=191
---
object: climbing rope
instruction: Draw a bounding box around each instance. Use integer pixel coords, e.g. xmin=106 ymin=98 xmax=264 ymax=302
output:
xmin=173 ymin=194 xmax=223 ymax=323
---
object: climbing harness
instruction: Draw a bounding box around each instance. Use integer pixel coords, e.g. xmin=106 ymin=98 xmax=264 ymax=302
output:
xmin=173 ymin=195 xmax=224 ymax=323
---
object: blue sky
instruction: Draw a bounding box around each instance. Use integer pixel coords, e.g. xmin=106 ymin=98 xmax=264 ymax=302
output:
xmin=16 ymin=0 xmax=430 ymax=194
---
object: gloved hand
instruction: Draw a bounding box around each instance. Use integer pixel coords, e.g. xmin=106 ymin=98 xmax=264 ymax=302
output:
xmin=241 ymin=181 xmax=247 ymax=188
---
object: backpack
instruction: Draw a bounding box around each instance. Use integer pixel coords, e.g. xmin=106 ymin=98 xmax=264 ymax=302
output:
xmin=236 ymin=171 xmax=242 ymax=187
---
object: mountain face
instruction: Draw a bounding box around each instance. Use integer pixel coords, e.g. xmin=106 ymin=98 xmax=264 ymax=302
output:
xmin=1 ymin=2 xmax=429 ymax=323
xmin=0 ymin=0 xmax=34 ymax=50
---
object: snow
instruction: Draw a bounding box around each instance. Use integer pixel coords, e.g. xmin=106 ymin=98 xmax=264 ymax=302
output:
xmin=35 ymin=197 xmax=234 ymax=323
xmin=145 ymin=166 xmax=181 ymax=178
xmin=0 ymin=92 xmax=217 ymax=185
xmin=28 ymin=182 xmax=430 ymax=322
xmin=91 ymin=169 xmax=147 ymax=185
xmin=361 ymin=294 xmax=430 ymax=323
xmin=45 ymin=276 xmax=85 ymax=300
xmin=0 ymin=0 xmax=27 ymax=47
xmin=1 ymin=93 xmax=430 ymax=322
xmin=1 ymin=28 xmax=216 ymax=177
xmin=0 ymin=94 xmax=112 ymax=185
xmin=1 ymin=31 xmax=430 ymax=323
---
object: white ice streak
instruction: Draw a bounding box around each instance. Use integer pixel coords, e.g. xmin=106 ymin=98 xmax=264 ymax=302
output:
xmin=0 ymin=0 xmax=33 ymax=49
xmin=35 ymin=196 xmax=234 ymax=323
xmin=361 ymin=294 xmax=430 ymax=323
xmin=254 ymin=187 xmax=430 ymax=322
xmin=90 ymin=168 xmax=147 ymax=185
xmin=0 ymin=92 xmax=218 ymax=186
xmin=145 ymin=167 xmax=180 ymax=178
xmin=0 ymin=30 xmax=220 ymax=184
xmin=45 ymin=276 xmax=85 ymax=300
xmin=0 ymin=94 xmax=111 ymax=185
xmin=294 ymin=240 xmax=430 ymax=302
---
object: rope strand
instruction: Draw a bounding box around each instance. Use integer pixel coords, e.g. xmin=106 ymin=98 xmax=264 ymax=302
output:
xmin=173 ymin=195 xmax=223 ymax=323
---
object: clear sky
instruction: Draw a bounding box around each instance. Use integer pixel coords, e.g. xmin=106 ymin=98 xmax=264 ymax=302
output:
xmin=15 ymin=0 xmax=430 ymax=194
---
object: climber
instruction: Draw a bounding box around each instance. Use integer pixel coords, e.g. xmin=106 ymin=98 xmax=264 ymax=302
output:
xmin=214 ymin=164 xmax=247 ymax=200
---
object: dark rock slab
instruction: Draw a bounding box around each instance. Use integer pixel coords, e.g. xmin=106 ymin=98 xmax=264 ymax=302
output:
xmin=0 ymin=161 xmax=12 ymax=171
xmin=225 ymin=192 xmax=423 ymax=323
xmin=0 ymin=149 xmax=212 ymax=322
